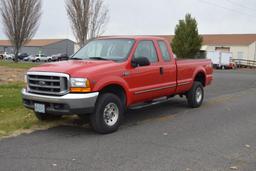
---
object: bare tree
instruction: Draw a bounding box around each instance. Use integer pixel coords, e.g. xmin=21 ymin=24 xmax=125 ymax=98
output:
xmin=0 ymin=0 xmax=42 ymax=62
xmin=66 ymin=0 xmax=90 ymax=48
xmin=88 ymin=0 xmax=109 ymax=40
xmin=66 ymin=0 xmax=109 ymax=48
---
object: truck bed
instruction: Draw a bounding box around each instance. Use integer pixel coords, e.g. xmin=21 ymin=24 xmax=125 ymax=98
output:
xmin=175 ymin=59 xmax=213 ymax=94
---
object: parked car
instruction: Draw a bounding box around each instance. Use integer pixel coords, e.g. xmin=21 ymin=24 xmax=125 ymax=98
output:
xmin=0 ymin=51 xmax=4 ymax=60
xmin=30 ymin=54 xmax=53 ymax=62
xmin=3 ymin=52 xmax=14 ymax=60
xmin=22 ymin=36 xmax=213 ymax=134
xmin=23 ymin=55 xmax=32 ymax=61
xmin=51 ymin=53 xmax=69 ymax=61
xmin=18 ymin=53 xmax=29 ymax=61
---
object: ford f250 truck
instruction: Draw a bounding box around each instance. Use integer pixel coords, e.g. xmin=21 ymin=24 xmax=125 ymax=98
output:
xmin=22 ymin=36 xmax=213 ymax=134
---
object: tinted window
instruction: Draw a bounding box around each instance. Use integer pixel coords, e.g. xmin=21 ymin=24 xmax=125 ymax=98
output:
xmin=134 ymin=41 xmax=158 ymax=63
xmin=158 ymin=41 xmax=171 ymax=61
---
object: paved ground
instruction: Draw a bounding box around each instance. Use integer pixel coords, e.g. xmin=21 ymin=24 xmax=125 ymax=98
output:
xmin=1 ymin=69 xmax=256 ymax=171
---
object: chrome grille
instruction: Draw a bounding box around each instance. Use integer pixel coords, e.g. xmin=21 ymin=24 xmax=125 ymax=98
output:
xmin=27 ymin=72 xmax=69 ymax=96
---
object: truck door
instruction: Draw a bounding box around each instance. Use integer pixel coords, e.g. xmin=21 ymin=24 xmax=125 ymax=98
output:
xmin=125 ymin=40 xmax=168 ymax=103
xmin=157 ymin=40 xmax=177 ymax=95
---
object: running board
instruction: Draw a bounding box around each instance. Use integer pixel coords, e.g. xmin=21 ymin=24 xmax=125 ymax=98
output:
xmin=129 ymin=97 xmax=170 ymax=110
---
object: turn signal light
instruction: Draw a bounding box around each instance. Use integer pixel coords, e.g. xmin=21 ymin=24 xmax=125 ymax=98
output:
xmin=70 ymin=87 xmax=91 ymax=93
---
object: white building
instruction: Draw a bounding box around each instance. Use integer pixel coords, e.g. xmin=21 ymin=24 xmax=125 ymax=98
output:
xmin=200 ymin=34 xmax=256 ymax=61
xmin=163 ymin=34 xmax=256 ymax=62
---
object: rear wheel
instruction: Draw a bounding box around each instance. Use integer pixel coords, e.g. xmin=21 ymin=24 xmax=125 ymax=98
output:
xmin=34 ymin=112 xmax=62 ymax=121
xmin=186 ymin=81 xmax=204 ymax=108
xmin=90 ymin=93 xmax=124 ymax=134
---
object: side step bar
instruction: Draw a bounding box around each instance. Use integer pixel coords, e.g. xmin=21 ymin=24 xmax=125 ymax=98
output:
xmin=129 ymin=97 xmax=172 ymax=110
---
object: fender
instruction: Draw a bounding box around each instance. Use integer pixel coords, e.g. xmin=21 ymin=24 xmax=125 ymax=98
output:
xmin=192 ymin=66 xmax=207 ymax=84
xmin=92 ymin=76 xmax=132 ymax=105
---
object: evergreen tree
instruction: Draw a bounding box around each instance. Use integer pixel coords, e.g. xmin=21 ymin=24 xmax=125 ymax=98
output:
xmin=171 ymin=14 xmax=203 ymax=59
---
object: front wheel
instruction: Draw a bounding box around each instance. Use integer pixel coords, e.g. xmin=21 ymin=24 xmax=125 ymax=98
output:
xmin=90 ymin=93 xmax=124 ymax=134
xmin=34 ymin=112 xmax=62 ymax=121
xmin=186 ymin=81 xmax=204 ymax=108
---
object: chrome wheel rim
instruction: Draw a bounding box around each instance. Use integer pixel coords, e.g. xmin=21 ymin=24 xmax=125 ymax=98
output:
xmin=103 ymin=103 xmax=119 ymax=126
xmin=196 ymin=87 xmax=203 ymax=103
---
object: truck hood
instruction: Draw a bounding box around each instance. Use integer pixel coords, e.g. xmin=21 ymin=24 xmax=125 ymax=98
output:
xmin=29 ymin=60 xmax=119 ymax=76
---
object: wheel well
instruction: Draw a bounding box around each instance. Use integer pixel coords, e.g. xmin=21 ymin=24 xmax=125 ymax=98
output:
xmin=194 ymin=72 xmax=206 ymax=86
xmin=100 ymin=84 xmax=127 ymax=106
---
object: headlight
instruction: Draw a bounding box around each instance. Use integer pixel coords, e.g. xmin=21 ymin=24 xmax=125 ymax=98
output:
xmin=71 ymin=78 xmax=88 ymax=87
xmin=70 ymin=78 xmax=91 ymax=93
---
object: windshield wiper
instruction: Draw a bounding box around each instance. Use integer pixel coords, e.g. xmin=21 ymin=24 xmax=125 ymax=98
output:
xmin=70 ymin=57 xmax=83 ymax=60
xmin=89 ymin=57 xmax=110 ymax=61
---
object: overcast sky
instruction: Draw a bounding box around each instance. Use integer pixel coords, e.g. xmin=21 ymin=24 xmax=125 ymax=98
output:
xmin=1 ymin=0 xmax=256 ymax=41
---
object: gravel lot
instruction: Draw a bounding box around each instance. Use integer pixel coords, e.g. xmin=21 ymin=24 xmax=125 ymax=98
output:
xmin=0 ymin=69 xmax=256 ymax=171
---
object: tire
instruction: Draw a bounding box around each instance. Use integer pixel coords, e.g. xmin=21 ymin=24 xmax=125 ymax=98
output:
xmin=34 ymin=112 xmax=62 ymax=121
xmin=48 ymin=58 xmax=52 ymax=62
xmin=186 ymin=81 xmax=204 ymax=108
xmin=90 ymin=93 xmax=124 ymax=134
xmin=36 ymin=59 xmax=40 ymax=62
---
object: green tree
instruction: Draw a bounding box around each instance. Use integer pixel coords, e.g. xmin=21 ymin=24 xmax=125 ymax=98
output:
xmin=171 ymin=14 xmax=202 ymax=59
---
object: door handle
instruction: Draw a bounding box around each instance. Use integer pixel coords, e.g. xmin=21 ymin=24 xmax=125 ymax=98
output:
xmin=160 ymin=67 xmax=164 ymax=75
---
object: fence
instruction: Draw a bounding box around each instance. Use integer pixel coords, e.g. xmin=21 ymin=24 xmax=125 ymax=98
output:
xmin=232 ymin=59 xmax=256 ymax=68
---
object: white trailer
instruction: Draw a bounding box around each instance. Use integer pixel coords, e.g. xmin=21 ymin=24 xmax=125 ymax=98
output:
xmin=207 ymin=51 xmax=219 ymax=66
xmin=206 ymin=51 xmax=235 ymax=69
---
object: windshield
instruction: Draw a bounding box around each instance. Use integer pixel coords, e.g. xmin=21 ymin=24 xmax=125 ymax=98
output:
xmin=72 ymin=39 xmax=135 ymax=61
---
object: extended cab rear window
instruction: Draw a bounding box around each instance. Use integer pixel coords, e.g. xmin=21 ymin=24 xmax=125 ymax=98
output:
xmin=158 ymin=41 xmax=171 ymax=62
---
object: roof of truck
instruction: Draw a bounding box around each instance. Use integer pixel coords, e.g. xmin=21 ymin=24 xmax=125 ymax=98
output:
xmin=99 ymin=35 xmax=167 ymax=41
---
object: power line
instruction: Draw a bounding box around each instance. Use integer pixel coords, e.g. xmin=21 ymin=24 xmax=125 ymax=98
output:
xmin=225 ymin=0 xmax=256 ymax=13
xmin=198 ymin=0 xmax=256 ymax=18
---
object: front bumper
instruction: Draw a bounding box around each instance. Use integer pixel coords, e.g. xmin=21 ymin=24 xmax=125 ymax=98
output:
xmin=22 ymin=88 xmax=99 ymax=115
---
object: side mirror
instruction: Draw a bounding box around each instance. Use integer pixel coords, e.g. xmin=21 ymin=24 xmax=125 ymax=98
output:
xmin=131 ymin=57 xmax=150 ymax=67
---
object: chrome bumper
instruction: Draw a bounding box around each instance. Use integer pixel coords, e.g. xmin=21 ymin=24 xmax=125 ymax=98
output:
xmin=22 ymin=88 xmax=99 ymax=115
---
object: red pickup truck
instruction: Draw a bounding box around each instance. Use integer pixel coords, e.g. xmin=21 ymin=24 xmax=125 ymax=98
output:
xmin=22 ymin=36 xmax=213 ymax=134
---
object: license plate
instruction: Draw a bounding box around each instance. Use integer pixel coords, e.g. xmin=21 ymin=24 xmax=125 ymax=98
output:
xmin=34 ymin=103 xmax=45 ymax=113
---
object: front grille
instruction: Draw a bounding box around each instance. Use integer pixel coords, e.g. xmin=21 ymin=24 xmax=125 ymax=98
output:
xmin=27 ymin=72 xmax=69 ymax=96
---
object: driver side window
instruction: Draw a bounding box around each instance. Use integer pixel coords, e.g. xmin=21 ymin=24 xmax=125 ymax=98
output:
xmin=134 ymin=41 xmax=158 ymax=63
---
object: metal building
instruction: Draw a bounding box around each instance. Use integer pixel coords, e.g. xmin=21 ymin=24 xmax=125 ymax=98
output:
xmin=0 ymin=39 xmax=75 ymax=56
